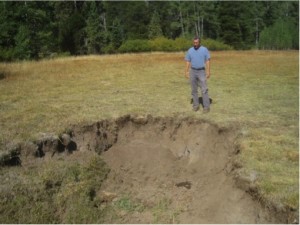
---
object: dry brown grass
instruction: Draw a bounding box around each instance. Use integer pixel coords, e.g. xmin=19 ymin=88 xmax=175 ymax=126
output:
xmin=0 ymin=51 xmax=299 ymax=210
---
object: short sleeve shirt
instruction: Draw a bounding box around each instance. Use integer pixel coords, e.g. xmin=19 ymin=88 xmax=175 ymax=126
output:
xmin=185 ymin=46 xmax=210 ymax=69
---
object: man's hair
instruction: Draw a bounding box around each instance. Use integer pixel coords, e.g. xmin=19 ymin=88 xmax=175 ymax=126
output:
xmin=194 ymin=36 xmax=200 ymax=41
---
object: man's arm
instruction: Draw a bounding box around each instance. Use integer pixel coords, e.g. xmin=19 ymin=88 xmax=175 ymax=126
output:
xmin=206 ymin=59 xmax=210 ymax=79
xmin=185 ymin=61 xmax=191 ymax=79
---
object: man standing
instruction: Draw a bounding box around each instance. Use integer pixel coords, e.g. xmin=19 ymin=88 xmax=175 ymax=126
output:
xmin=185 ymin=37 xmax=211 ymax=113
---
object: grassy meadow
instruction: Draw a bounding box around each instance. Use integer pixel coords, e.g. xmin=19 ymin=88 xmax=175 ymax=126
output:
xmin=0 ymin=51 xmax=299 ymax=215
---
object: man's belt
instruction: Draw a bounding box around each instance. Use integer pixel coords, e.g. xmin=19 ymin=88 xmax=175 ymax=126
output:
xmin=191 ymin=67 xmax=205 ymax=70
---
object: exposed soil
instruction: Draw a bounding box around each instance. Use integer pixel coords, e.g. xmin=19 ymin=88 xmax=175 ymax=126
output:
xmin=2 ymin=115 xmax=295 ymax=223
xmin=95 ymin=115 xmax=277 ymax=223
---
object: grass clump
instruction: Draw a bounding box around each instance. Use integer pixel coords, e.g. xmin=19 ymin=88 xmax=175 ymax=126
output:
xmin=0 ymin=155 xmax=110 ymax=224
xmin=114 ymin=196 xmax=144 ymax=213
xmin=152 ymin=197 xmax=179 ymax=223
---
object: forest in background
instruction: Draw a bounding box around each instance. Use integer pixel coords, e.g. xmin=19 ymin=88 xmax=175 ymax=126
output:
xmin=0 ymin=1 xmax=299 ymax=61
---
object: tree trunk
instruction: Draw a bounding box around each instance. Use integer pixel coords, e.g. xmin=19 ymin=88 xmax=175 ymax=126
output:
xmin=103 ymin=13 xmax=107 ymax=32
xmin=179 ymin=10 xmax=185 ymax=37
xmin=201 ymin=16 xmax=204 ymax=38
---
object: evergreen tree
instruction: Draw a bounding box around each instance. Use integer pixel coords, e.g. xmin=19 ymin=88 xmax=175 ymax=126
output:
xmin=55 ymin=1 xmax=85 ymax=55
xmin=159 ymin=1 xmax=182 ymax=39
xmin=85 ymin=1 xmax=101 ymax=54
xmin=0 ymin=2 xmax=16 ymax=60
xmin=197 ymin=1 xmax=220 ymax=40
xmin=238 ymin=2 xmax=256 ymax=48
xmin=20 ymin=2 xmax=55 ymax=58
xmin=218 ymin=2 xmax=258 ymax=49
xmin=122 ymin=2 xmax=150 ymax=39
xmin=218 ymin=2 xmax=243 ymax=49
xmin=262 ymin=1 xmax=282 ymax=27
xmin=14 ymin=25 xmax=31 ymax=60
xmin=148 ymin=10 xmax=163 ymax=39
xmin=110 ymin=18 xmax=124 ymax=49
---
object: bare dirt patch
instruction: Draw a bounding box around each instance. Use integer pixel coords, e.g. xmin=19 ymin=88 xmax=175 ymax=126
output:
xmin=2 ymin=115 xmax=289 ymax=223
xmin=94 ymin=115 xmax=278 ymax=223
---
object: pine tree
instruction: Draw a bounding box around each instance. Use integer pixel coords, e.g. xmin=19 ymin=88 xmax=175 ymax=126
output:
xmin=122 ymin=2 xmax=150 ymax=39
xmin=218 ymin=2 xmax=243 ymax=49
xmin=14 ymin=25 xmax=31 ymax=60
xmin=85 ymin=1 xmax=101 ymax=54
xmin=22 ymin=2 xmax=51 ymax=58
xmin=55 ymin=1 xmax=85 ymax=55
xmin=0 ymin=2 xmax=16 ymax=60
xmin=218 ymin=2 xmax=257 ymax=49
xmin=111 ymin=18 xmax=123 ymax=49
xmin=148 ymin=10 xmax=163 ymax=39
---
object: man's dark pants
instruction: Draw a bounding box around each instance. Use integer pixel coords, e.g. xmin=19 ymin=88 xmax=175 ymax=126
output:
xmin=190 ymin=68 xmax=210 ymax=110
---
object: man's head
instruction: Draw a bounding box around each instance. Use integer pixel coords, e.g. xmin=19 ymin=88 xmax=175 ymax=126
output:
xmin=193 ymin=37 xmax=201 ymax=50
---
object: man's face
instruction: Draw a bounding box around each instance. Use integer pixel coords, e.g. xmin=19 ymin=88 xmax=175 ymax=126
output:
xmin=193 ymin=39 xmax=200 ymax=49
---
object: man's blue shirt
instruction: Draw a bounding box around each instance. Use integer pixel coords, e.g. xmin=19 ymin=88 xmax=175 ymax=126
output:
xmin=185 ymin=46 xmax=210 ymax=69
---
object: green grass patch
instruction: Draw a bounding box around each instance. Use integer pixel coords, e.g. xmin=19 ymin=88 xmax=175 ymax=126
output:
xmin=152 ymin=197 xmax=179 ymax=223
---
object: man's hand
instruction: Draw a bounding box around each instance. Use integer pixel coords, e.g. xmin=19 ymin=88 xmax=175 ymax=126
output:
xmin=185 ymin=61 xmax=191 ymax=79
xmin=206 ymin=71 xmax=210 ymax=79
xmin=185 ymin=70 xmax=189 ymax=79
xmin=205 ymin=59 xmax=210 ymax=79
